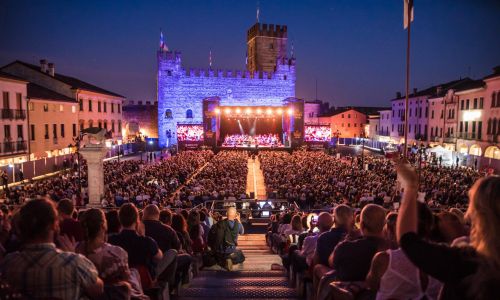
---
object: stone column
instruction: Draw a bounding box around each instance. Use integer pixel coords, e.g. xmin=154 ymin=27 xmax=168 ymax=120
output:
xmin=79 ymin=145 xmax=108 ymax=207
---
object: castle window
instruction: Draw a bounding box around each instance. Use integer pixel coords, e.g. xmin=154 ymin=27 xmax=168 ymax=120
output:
xmin=186 ymin=109 xmax=193 ymax=119
xmin=165 ymin=109 xmax=173 ymax=119
xmin=167 ymin=71 xmax=172 ymax=76
xmin=284 ymin=75 xmax=287 ymax=80
xmin=269 ymin=43 xmax=273 ymax=49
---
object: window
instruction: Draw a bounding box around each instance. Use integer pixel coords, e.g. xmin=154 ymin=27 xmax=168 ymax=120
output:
xmin=17 ymin=125 xmax=23 ymax=139
xmin=72 ymin=105 xmax=76 ymax=113
xmin=466 ymin=99 xmax=470 ymax=110
xmin=98 ymin=121 xmax=102 ymax=129
xmin=16 ymin=93 xmax=22 ymax=109
xmin=354 ymin=123 xmax=357 ymax=127
xmin=487 ymin=119 xmax=492 ymax=134
xmin=98 ymin=101 xmax=101 ymax=112
xmin=440 ymin=110 xmax=443 ymax=119
xmin=392 ymin=124 xmax=394 ymax=132
xmin=80 ymin=122 xmax=84 ymax=132
xmin=44 ymin=124 xmax=49 ymax=139
xmin=104 ymin=102 xmax=107 ymax=113
xmin=2 ymin=92 xmax=9 ymax=109
xmin=409 ymin=108 xmax=412 ymax=117
xmin=465 ymin=121 xmax=469 ymax=132
xmin=43 ymin=104 xmax=49 ymax=112
xmin=89 ymin=100 xmax=93 ymax=111
xmin=118 ymin=104 xmax=121 ymax=113
xmin=492 ymin=92 xmax=497 ymax=108
xmin=342 ymin=114 xmax=344 ymax=118
xmin=460 ymin=121 xmax=463 ymax=133
xmin=431 ymin=110 xmax=434 ymax=119
xmin=165 ymin=109 xmax=173 ymax=119
xmin=72 ymin=124 xmax=76 ymax=137
xmin=53 ymin=124 xmax=57 ymax=138
xmin=88 ymin=120 xmax=93 ymax=128
xmin=348 ymin=123 xmax=351 ymax=127
xmin=460 ymin=100 xmax=464 ymax=110
xmin=60 ymin=124 xmax=65 ymax=137
xmin=79 ymin=99 xmax=83 ymax=111
xmin=473 ymin=98 xmax=478 ymax=109
xmin=419 ymin=107 xmax=422 ymax=118
xmin=479 ymin=97 xmax=484 ymax=109
xmin=478 ymin=121 xmax=482 ymax=140
xmin=118 ymin=120 xmax=122 ymax=133
xmin=111 ymin=103 xmax=115 ymax=113
xmin=59 ymin=104 xmax=64 ymax=112
xmin=30 ymin=124 xmax=35 ymax=141
xmin=186 ymin=109 xmax=193 ymax=118
xmin=112 ymin=120 xmax=115 ymax=132
xmin=104 ymin=121 xmax=108 ymax=130
xmin=269 ymin=43 xmax=274 ymax=49
xmin=348 ymin=114 xmax=351 ymax=118
xmin=4 ymin=125 xmax=10 ymax=139
xmin=28 ymin=102 xmax=34 ymax=111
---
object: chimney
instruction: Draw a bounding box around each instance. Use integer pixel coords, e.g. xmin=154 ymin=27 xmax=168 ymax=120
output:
xmin=396 ymin=92 xmax=402 ymax=98
xmin=40 ymin=59 xmax=48 ymax=73
xmin=413 ymin=88 xmax=418 ymax=95
xmin=436 ymin=86 xmax=443 ymax=95
xmin=48 ymin=63 xmax=55 ymax=77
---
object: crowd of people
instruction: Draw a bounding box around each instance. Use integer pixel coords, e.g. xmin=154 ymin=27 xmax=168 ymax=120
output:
xmin=259 ymin=150 xmax=481 ymax=211
xmin=222 ymin=134 xmax=283 ymax=148
xmin=178 ymin=151 xmax=249 ymax=205
xmin=267 ymin=159 xmax=500 ymax=300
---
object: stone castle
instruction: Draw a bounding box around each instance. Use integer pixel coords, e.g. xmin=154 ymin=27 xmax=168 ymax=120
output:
xmin=157 ymin=22 xmax=296 ymax=147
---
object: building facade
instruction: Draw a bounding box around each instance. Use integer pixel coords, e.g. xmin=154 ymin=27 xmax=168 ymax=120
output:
xmin=318 ymin=108 xmax=367 ymax=138
xmin=1 ymin=60 xmax=125 ymax=159
xmin=0 ymin=72 xmax=28 ymax=166
xmin=157 ymin=22 xmax=296 ymax=147
xmin=122 ymin=100 xmax=158 ymax=140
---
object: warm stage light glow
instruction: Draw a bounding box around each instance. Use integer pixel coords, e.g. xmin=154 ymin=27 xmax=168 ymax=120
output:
xmin=256 ymin=108 xmax=262 ymax=114
xmin=287 ymin=108 xmax=294 ymax=115
xmin=463 ymin=110 xmax=481 ymax=121
xmin=225 ymin=108 xmax=231 ymax=114
xmin=266 ymin=108 xmax=273 ymax=115
xmin=236 ymin=108 xmax=241 ymax=113
xmin=277 ymin=108 xmax=283 ymax=115
xmin=245 ymin=108 xmax=252 ymax=114
xmin=215 ymin=108 xmax=220 ymax=114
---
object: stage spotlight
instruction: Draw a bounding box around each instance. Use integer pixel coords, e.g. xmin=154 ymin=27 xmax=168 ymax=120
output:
xmin=266 ymin=108 xmax=273 ymax=115
xmin=277 ymin=108 xmax=283 ymax=115
xmin=225 ymin=108 xmax=231 ymax=114
xmin=256 ymin=108 xmax=262 ymax=114
xmin=236 ymin=108 xmax=241 ymax=114
xmin=214 ymin=108 xmax=220 ymax=114
xmin=287 ymin=108 xmax=294 ymax=115
xmin=245 ymin=108 xmax=252 ymax=114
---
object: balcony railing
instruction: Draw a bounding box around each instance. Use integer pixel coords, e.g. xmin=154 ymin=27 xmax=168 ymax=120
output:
xmin=458 ymin=132 xmax=478 ymax=140
xmin=16 ymin=140 xmax=27 ymax=151
xmin=378 ymin=131 xmax=390 ymax=136
xmin=0 ymin=140 xmax=28 ymax=154
xmin=398 ymin=131 xmax=404 ymax=137
xmin=486 ymin=134 xmax=498 ymax=143
xmin=14 ymin=109 xmax=26 ymax=120
xmin=443 ymin=137 xmax=457 ymax=143
xmin=415 ymin=134 xmax=427 ymax=141
xmin=1 ymin=109 xmax=13 ymax=119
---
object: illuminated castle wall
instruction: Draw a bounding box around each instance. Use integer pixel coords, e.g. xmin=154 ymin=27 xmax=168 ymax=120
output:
xmin=157 ymin=23 xmax=296 ymax=147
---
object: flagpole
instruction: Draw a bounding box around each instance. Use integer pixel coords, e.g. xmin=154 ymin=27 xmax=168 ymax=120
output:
xmin=403 ymin=0 xmax=412 ymax=158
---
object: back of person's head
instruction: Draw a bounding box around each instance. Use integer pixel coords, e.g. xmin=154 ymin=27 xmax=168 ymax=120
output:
xmin=317 ymin=212 xmax=334 ymax=232
xmin=466 ymin=176 xmax=500 ymax=266
xmin=19 ymin=199 xmax=57 ymax=242
xmin=106 ymin=210 xmax=121 ymax=234
xmin=384 ymin=212 xmax=398 ymax=239
xmin=180 ymin=209 xmax=189 ymax=221
xmin=160 ymin=209 xmax=172 ymax=225
xmin=199 ymin=211 xmax=207 ymax=222
xmin=143 ymin=204 xmax=160 ymax=221
xmin=360 ymin=204 xmax=386 ymax=236
xmin=171 ymin=213 xmax=187 ymax=233
xmin=188 ymin=210 xmax=200 ymax=228
xmin=81 ymin=208 xmax=106 ymax=241
xmin=57 ymin=198 xmax=74 ymax=217
xmin=334 ymin=204 xmax=353 ymax=227
xmin=436 ymin=211 xmax=467 ymax=243
xmin=291 ymin=215 xmax=303 ymax=231
xmin=282 ymin=213 xmax=292 ymax=225
xmin=119 ymin=203 xmax=138 ymax=228
xmin=449 ymin=207 xmax=465 ymax=225
xmin=417 ymin=203 xmax=434 ymax=238
xmin=301 ymin=215 xmax=309 ymax=231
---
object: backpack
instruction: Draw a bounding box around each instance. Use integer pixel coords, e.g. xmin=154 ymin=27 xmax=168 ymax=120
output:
xmin=207 ymin=220 xmax=227 ymax=251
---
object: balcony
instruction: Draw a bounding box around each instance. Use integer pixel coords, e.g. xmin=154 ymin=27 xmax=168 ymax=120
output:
xmin=14 ymin=109 xmax=26 ymax=120
xmin=486 ymin=135 xmax=498 ymax=143
xmin=1 ymin=109 xmax=13 ymax=119
xmin=16 ymin=140 xmax=27 ymax=151
xmin=378 ymin=131 xmax=390 ymax=136
xmin=3 ymin=141 xmax=15 ymax=152
xmin=415 ymin=134 xmax=428 ymax=141
xmin=53 ymin=137 xmax=58 ymax=144
xmin=458 ymin=132 xmax=478 ymax=140
xmin=398 ymin=131 xmax=404 ymax=137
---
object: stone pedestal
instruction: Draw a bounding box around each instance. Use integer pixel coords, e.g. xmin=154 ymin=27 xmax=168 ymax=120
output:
xmin=80 ymin=145 xmax=108 ymax=207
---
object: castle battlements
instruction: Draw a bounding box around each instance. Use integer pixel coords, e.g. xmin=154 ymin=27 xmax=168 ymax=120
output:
xmin=247 ymin=23 xmax=288 ymax=40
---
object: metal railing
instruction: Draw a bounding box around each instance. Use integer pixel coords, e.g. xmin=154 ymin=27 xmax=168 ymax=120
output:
xmin=14 ymin=109 xmax=26 ymax=120
xmin=1 ymin=109 xmax=13 ymax=119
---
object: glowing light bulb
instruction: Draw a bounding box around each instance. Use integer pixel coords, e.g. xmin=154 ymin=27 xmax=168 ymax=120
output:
xmin=214 ymin=108 xmax=220 ymax=114
xmin=287 ymin=108 xmax=294 ymax=115
xmin=277 ymin=108 xmax=283 ymax=115
xmin=266 ymin=108 xmax=273 ymax=115
xmin=245 ymin=108 xmax=252 ymax=114
xmin=256 ymin=108 xmax=262 ymax=114
xmin=225 ymin=108 xmax=231 ymax=114
xmin=236 ymin=108 xmax=241 ymax=114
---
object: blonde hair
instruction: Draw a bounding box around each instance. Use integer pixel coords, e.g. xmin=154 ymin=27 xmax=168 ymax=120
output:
xmin=466 ymin=176 xmax=500 ymax=266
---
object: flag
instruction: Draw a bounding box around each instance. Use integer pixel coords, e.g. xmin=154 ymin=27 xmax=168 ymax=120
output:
xmin=245 ymin=50 xmax=248 ymax=65
xmin=160 ymin=29 xmax=169 ymax=51
xmin=403 ymin=0 xmax=414 ymax=29
xmin=209 ymin=50 xmax=212 ymax=68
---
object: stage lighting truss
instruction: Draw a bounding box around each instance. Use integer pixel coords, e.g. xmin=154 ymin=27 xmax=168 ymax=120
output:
xmin=217 ymin=106 xmax=291 ymax=118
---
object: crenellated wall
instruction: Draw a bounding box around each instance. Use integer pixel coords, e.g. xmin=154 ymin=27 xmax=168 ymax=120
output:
xmin=157 ymin=50 xmax=296 ymax=147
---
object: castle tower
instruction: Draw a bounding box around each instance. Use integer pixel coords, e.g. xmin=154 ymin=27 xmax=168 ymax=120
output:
xmin=246 ymin=23 xmax=288 ymax=74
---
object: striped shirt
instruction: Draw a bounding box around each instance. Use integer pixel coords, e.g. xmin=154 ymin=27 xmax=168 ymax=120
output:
xmin=0 ymin=243 xmax=99 ymax=300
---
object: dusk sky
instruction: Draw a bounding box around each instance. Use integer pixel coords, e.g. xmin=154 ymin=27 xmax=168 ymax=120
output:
xmin=1 ymin=0 xmax=499 ymax=107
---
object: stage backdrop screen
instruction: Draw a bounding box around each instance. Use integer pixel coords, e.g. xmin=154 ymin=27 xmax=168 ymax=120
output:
xmin=177 ymin=125 xmax=204 ymax=141
xmin=304 ymin=125 xmax=331 ymax=142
